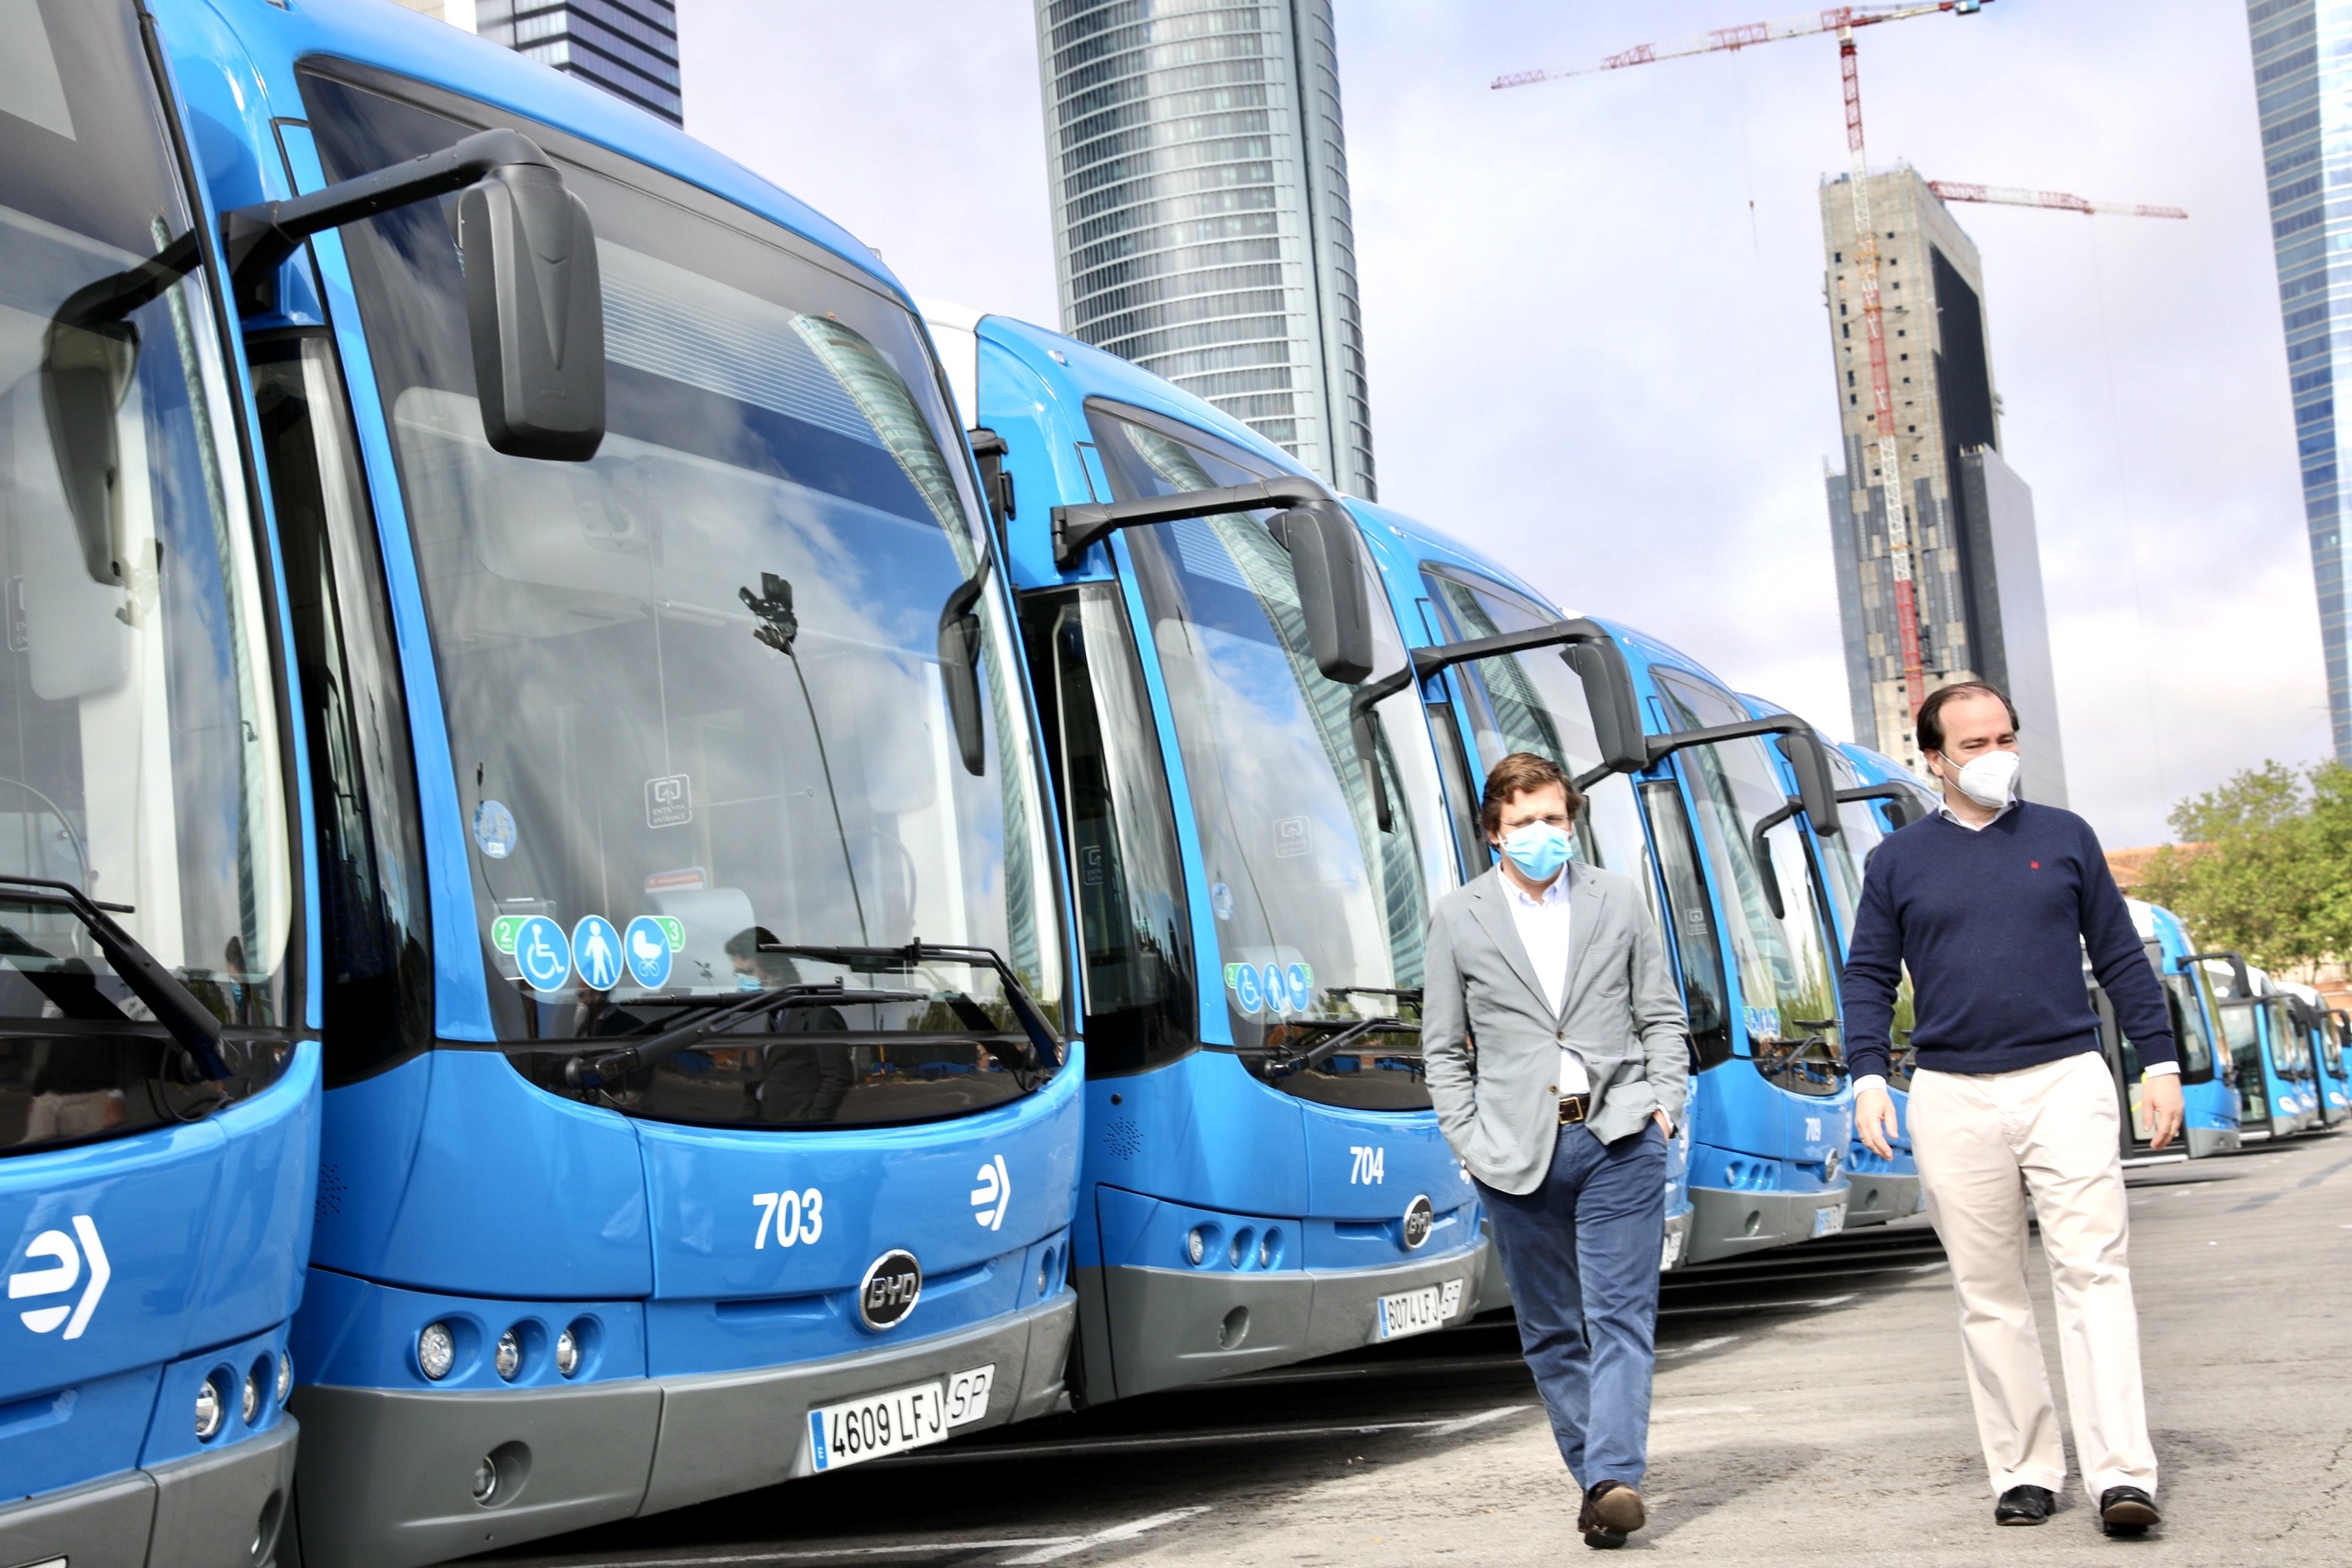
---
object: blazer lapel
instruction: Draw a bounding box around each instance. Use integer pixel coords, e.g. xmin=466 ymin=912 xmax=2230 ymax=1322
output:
xmin=1465 ymin=869 xmax=1550 ymax=1012
xmin=1559 ymin=862 xmax=1609 ymax=1019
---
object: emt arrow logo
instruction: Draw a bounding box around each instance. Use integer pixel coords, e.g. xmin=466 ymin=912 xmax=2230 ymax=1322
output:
xmin=969 ymin=1155 xmax=1011 ymax=1231
xmin=10 ymin=1216 xmax=110 ymax=1338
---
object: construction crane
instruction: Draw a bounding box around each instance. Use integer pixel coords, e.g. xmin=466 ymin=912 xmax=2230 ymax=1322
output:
xmin=1927 ymin=182 xmax=2188 ymax=220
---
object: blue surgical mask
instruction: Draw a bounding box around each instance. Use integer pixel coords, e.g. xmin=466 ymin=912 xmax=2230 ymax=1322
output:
xmin=1499 ymin=821 xmax=1571 ymax=883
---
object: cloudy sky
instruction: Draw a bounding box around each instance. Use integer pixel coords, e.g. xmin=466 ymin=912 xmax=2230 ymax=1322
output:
xmin=676 ymin=0 xmax=2320 ymax=847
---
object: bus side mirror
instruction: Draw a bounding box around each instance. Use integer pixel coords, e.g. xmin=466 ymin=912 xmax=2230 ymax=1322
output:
xmin=1269 ymin=505 xmax=1374 ymax=685
xmin=458 ymin=165 xmax=606 ymax=461
xmin=39 ymin=321 xmax=138 ymax=585
xmin=1778 ymin=731 xmax=1841 ymax=838
xmin=938 ymin=611 xmax=987 ymax=776
xmin=1566 ymin=638 xmax=1647 ymax=775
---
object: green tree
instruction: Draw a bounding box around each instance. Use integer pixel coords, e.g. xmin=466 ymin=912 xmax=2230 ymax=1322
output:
xmin=2137 ymin=760 xmax=2352 ymax=972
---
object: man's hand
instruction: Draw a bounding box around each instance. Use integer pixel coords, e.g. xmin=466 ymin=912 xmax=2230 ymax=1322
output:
xmin=2144 ymin=1073 xmax=2184 ymax=1151
xmin=1856 ymin=1083 xmax=1900 ymax=1159
xmin=1653 ymin=1109 xmax=1674 ymax=1138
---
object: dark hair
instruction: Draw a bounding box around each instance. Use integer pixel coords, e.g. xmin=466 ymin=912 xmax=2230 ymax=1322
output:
xmin=724 ymin=926 xmax=781 ymax=961
xmin=1916 ymin=682 xmax=2020 ymax=754
xmin=1479 ymin=751 xmax=1584 ymax=836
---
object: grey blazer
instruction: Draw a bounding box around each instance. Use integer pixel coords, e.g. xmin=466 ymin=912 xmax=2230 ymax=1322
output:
xmin=1422 ymin=862 xmax=1690 ymax=1196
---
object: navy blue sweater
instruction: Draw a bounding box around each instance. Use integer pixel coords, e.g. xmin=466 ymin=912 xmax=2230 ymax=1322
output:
xmin=1843 ymin=801 xmax=2174 ymax=1081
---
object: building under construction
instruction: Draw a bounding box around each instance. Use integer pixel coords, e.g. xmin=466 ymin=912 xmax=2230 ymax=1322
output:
xmin=1820 ymin=167 xmax=2068 ymax=804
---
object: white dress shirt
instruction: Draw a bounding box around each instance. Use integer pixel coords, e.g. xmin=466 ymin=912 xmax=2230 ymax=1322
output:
xmin=1505 ymin=869 xmax=1591 ymax=1096
xmin=1856 ymin=792 xmax=2174 ymax=1093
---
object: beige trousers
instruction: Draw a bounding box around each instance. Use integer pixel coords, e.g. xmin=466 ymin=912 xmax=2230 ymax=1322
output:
xmin=1908 ymin=1051 xmax=2157 ymax=1498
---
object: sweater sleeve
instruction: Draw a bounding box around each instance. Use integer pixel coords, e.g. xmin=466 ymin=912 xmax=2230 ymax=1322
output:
xmin=2076 ymin=817 xmax=2177 ymax=1070
xmin=1841 ymin=837 xmax=1904 ymax=1083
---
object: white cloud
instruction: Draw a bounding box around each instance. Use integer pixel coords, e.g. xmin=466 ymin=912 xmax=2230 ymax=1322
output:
xmin=678 ymin=0 xmax=2329 ymax=845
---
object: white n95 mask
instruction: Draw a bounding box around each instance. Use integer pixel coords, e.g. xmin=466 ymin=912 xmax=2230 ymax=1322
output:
xmin=1946 ymin=749 xmax=2020 ymax=811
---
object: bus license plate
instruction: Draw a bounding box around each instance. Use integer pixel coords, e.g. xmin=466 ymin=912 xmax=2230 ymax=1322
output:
xmin=1376 ymin=1277 xmax=1464 ymax=1341
xmin=808 ymin=1379 xmax=949 ymax=1471
xmin=1813 ymin=1204 xmax=1847 ymax=1238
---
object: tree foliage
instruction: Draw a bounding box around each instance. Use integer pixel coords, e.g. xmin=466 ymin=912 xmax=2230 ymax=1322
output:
xmin=2136 ymin=760 xmax=2352 ymax=972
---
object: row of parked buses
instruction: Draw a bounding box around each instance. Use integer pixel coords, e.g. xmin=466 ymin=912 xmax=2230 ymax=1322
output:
xmin=3 ymin=3 xmax=2341 ymax=1566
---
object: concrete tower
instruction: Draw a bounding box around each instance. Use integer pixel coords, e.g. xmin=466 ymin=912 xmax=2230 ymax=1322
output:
xmin=1033 ymin=0 xmax=1376 ymax=498
xmin=2247 ymin=0 xmax=2351 ymax=760
xmin=1820 ymin=168 xmax=2069 ymax=804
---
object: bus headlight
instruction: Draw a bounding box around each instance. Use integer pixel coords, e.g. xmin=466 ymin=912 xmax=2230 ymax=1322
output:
xmin=554 ymin=1328 xmax=580 ymax=1378
xmin=1185 ymin=1227 xmax=1207 ymax=1265
xmin=276 ymin=1352 xmax=294 ymax=1404
xmin=195 ymin=1376 xmax=226 ymax=1439
xmin=417 ymin=1322 xmax=455 ymax=1381
xmin=495 ymin=1329 xmax=522 ymax=1382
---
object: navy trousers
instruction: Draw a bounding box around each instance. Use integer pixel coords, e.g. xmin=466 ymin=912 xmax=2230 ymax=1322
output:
xmin=1479 ymin=1121 xmax=1669 ymax=1487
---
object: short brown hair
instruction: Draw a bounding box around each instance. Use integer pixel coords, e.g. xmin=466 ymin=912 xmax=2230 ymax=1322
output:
xmin=1915 ymin=682 xmax=2020 ymax=754
xmin=1479 ymin=751 xmax=1584 ymax=836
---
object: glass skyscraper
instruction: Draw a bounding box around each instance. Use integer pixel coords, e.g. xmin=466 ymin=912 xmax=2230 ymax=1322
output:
xmin=1033 ymin=0 xmax=1377 ymax=497
xmin=2250 ymin=0 xmax=2351 ymax=759
xmin=396 ymin=1 xmax=683 ymax=127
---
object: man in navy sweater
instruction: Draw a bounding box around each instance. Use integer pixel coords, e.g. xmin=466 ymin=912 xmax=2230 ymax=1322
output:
xmin=1846 ymin=682 xmax=2179 ymax=1539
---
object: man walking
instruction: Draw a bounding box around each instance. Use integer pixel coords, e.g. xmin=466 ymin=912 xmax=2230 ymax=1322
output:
xmin=1423 ymin=753 xmax=1689 ymax=1550
xmin=1847 ymin=682 xmax=2181 ymax=1537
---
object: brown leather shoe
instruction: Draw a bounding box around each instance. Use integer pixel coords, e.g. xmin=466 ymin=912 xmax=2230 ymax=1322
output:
xmin=1581 ymin=1481 xmax=1646 ymax=1548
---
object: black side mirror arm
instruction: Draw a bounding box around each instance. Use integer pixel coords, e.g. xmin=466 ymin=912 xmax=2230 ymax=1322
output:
xmin=1642 ymin=716 xmax=1842 ymax=837
xmin=220 ymin=128 xmax=554 ymax=315
xmin=1049 ymin=475 xmax=1334 ymax=571
xmin=2181 ymin=951 xmax=2254 ymax=1001
xmin=1748 ymin=799 xmax=1801 ymax=921
xmin=1835 ymin=781 xmax=1927 ymax=829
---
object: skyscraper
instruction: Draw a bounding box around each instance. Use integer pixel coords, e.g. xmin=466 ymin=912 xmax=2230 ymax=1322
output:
xmin=2247 ymin=1 xmax=2350 ymax=760
xmin=1820 ymin=168 xmax=2069 ymax=804
xmin=393 ymin=0 xmax=683 ymax=128
xmin=1032 ymin=0 xmax=1377 ymax=498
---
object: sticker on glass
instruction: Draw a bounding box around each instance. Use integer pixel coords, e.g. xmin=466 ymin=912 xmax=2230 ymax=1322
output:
xmin=645 ymin=774 xmax=692 ymax=829
xmin=625 ymin=916 xmax=674 ymax=989
xmin=491 ymin=915 xmax=523 ymax=954
xmin=1262 ymin=963 xmax=1288 ymax=1014
xmin=1273 ymin=816 xmax=1310 ymax=859
xmin=512 ymin=916 xmax=570 ymax=991
xmin=1209 ymin=881 xmax=1234 ymax=920
xmin=1287 ymin=962 xmax=1313 ymax=1008
xmin=572 ymin=915 xmax=624 ymax=991
xmin=644 ymin=866 xmax=706 ymax=893
xmin=1233 ymin=964 xmax=1263 ymax=1015
xmin=473 ymin=800 xmax=517 ymax=859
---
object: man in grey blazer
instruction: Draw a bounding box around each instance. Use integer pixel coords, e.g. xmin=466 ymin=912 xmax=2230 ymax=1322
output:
xmin=1423 ymin=752 xmax=1690 ymax=1550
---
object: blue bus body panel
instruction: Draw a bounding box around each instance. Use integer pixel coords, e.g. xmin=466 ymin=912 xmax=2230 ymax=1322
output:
xmin=2139 ymin=903 xmax=2241 ymax=1138
xmin=3 ymin=1044 xmax=318 ymax=1498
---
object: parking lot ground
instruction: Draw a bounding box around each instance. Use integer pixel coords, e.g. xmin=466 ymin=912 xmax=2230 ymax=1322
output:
xmin=485 ymin=1131 xmax=2352 ymax=1568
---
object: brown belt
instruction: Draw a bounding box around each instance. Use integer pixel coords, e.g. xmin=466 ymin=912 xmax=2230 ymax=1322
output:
xmin=1558 ymin=1094 xmax=1591 ymax=1126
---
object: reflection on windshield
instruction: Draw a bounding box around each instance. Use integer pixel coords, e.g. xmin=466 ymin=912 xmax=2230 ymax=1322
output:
xmin=1096 ymin=410 xmax=1451 ymax=1107
xmin=1819 ymin=753 xmax=1917 ymax=1084
xmin=308 ymin=77 xmax=1060 ymax=1124
xmin=2218 ymin=1000 xmax=2265 ymax=1120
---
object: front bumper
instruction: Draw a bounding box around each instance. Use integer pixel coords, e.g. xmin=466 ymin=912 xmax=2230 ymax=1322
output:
xmin=1685 ymin=1184 xmax=1847 ymax=1264
xmin=2185 ymin=1124 xmax=2242 ymax=1158
xmin=0 ymin=1418 xmax=297 ymax=1568
xmin=287 ymin=1293 xmax=1074 ymax=1568
xmin=1087 ymin=1236 xmax=1489 ymax=1400
xmin=1842 ymin=1172 xmax=1923 ymax=1228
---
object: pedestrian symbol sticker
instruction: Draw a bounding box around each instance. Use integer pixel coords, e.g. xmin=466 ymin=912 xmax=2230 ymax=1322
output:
xmin=473 ymin=800 xmax=516 ymax=859
xmin=513 ymin=917 xmax=570 ymax=991
xmin=1262 ymin=964 xmax=1287 ymax=1013
xmin=1233 ymin=964 xmax=1263 ymax=1014
xmin=573 ymin=916 xmax=623 ymax=991
xmin=625 ymin=916 xmax=673 ymax=989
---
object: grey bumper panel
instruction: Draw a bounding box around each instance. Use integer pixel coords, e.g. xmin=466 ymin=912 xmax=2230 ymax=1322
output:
xmin=288 ymin=1294 xmax=1074 ymax=1568
xmin=2185 ymin=1125 xmax=2242 ymax=1158
xmin=1093 ymin=1237 xmax=1489 ymax=1400
xmin=1685 ymin=1185 xmax=1846 ymax=1264
xmin=1841 ymin=1173 xmax=1922 ymax=1228
xmin=0 ymin=1419 xmax=297 ymax=1568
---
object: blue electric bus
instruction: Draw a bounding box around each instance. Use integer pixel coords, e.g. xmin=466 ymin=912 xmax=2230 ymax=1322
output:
xmin=151 ymin=4 xmax=1085 ymax=1562
xmin=926 ymin=308 xmax=1489 ymax=1401
xmin=2126 ymin=902 xmax=2239 ymax=1157
xmin=2279 ymin=980 xmax=2350 ymax=1127
xmin=2198 ymin=954 xmax=2314 ymax=1138
xmin=3 ymin=2 xmax=317 ymax=1563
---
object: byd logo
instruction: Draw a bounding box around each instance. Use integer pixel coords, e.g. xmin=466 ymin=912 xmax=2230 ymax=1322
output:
xmin=856 ymin=1249 xmax=923 ymax=1332
xmin=10 ymin=1216 xmax=110 ymax=1338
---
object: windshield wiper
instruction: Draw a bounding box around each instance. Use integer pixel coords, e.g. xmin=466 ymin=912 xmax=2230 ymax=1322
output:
xmin=757 ymin=940 xmax=1066 ymax=1073
xmin=562 ymin=981 xmax=930 ymax=1090
xmin=0 ymin=876 xmax=227 ymax=1078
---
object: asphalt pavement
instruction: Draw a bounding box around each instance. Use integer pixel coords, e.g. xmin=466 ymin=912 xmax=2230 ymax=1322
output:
xmin=477 ymin=1131 xmax=2352 ymax=1566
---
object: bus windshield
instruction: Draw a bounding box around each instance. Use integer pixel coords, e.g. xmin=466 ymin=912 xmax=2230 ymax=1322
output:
xmin=1092 ymin=406 xmax=1453 ymax=1107
xmin=2160 ymin=972 xmax=2216 ymax=1080
xmin=0 ymin=0 xmax=291 ymax=1090
xmin=307 ymin=77 xmax=1060 ymax=1121
xmin=2266 ymin=998 xmax=2311 ymax=1076
xmin=1653 ymin=675 xmax=1843 ymax=1097
xmin=2216 ymin=998 xmax=2265 ymax=1121
xmin=1816 ymin=751 xmax=1918 ymax=1087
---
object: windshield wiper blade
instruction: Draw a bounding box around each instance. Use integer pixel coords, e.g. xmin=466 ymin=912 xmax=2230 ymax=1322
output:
xmin=0 ymin=876 xmax=227 ymax=1077
xmin=1260 ymin=1014 xmax=1421 ymax=1076
xmin=758 ymin=940 xmax=1067 ymax=1071
xmin=563 ymin=981 xmax=929 ymax=1090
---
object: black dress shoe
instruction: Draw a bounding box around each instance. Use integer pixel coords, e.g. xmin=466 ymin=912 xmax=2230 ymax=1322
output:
xmin=1580 ymin=1481 xmax=1645 ymax=1549
xmin=2098 ymin=1485 xmax=2160 ymax=1536
xmin=1994 ymin=1485 xmax=2056 ymax=1525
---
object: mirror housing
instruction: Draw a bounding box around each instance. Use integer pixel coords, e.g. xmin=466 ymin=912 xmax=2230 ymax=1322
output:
xmin=1566 ymin=638 xmax=1647 ymax=777
xmin=1268 ymin=504 xmax=1375 ymax=685
xmin=938 ymin=611 xmax=988 ymax=777
xmin=1777 ymin=732 xmax=1841 ymax=838
xmin=39 ymin=320 xmax=138 ymax=585
xmin=458 ymin=165 xmax=605 ymax=461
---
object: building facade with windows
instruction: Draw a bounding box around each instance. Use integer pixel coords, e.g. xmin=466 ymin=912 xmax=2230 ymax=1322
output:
xmin=1032 ymin=0 xmax=1376 ymax=497
xmin=393 ymin=0 xmax=682 ymax=127
xmin=2248 ymin=0 xmax=2351 ymax=760
xmin=1819 ymin=167 xmax=2068 ymax=803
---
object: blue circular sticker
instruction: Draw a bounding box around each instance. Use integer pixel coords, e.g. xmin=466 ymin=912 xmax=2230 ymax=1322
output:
xmin=512 ymin=916 xmax=570 ymax=991
xmin=1209 ymin=881 xmax=1234 ymax=920
xmin=472 ymin=799 xmax=516 ymax=859
xmin=571 ymin=916 xmax=623 ymax=991
xmin=1287 ymin=963 xmax=1312 ymax=1008
xmin=1262 ymin=964 xmax=1287 ymax=1014
xmin=623 ymin=916 xmax=673 ymax=990
xmin=1233 ymin=964 xmax=1263 ymax=1015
